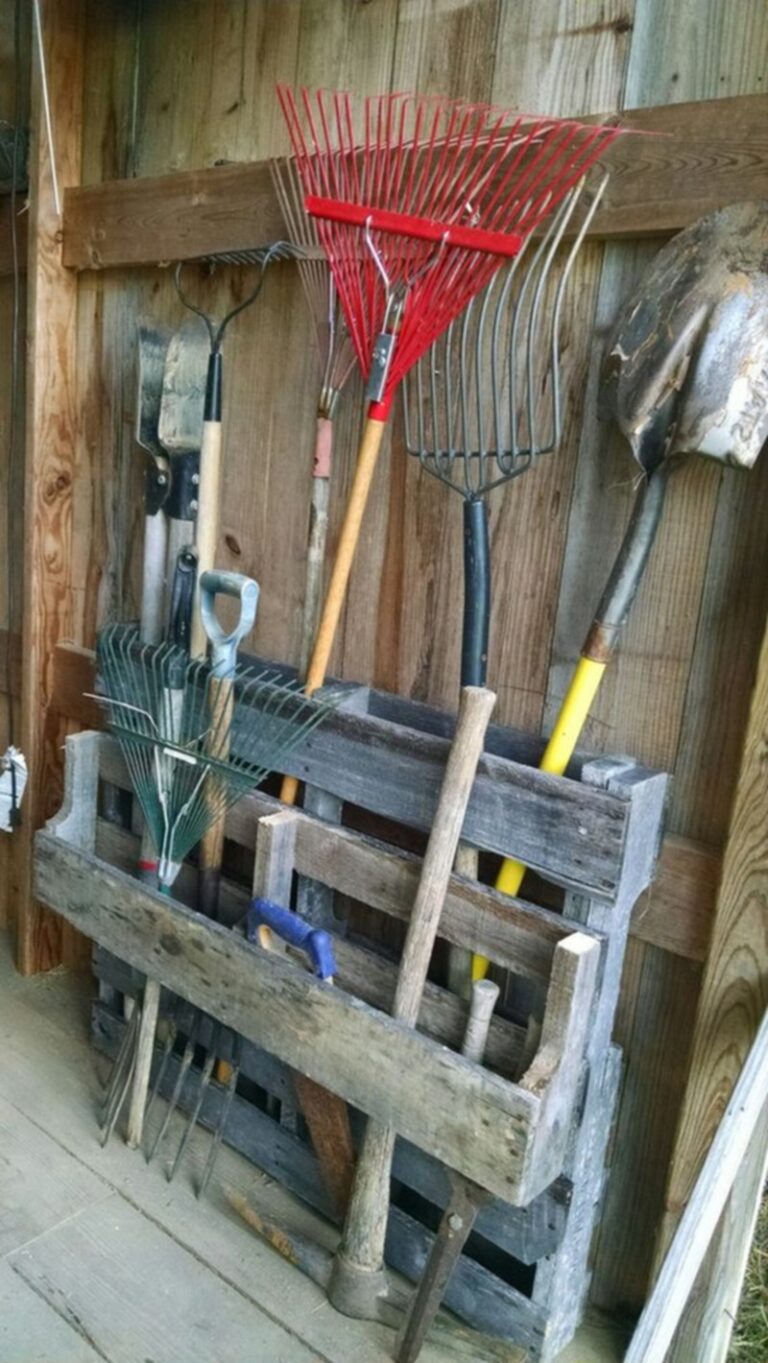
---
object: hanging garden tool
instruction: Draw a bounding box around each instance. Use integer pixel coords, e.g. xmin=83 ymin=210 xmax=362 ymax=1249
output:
xmin=171 ymin=241 xmax=301 ymax=917
xmin=277 ymin=86 xmax=624 ymax=808
xmin=476 ymin=198 xmax=768 ymax=979
xmin=270 ymin=155 xmax=357 ymax=674
xmin=233 ymin=685 xmax=497 ymax=1338
xmin=402 ymin=172 xmax=607 ymax=993
xmin=94 ymin=571 xmax=341 ymax=1147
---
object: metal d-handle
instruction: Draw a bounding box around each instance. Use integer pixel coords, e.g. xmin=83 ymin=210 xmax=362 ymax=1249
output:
xmin=199 ymin=570 xmax=260 ymax=678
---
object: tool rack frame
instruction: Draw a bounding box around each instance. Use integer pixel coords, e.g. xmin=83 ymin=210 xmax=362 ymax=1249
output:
xmin=34 ymin=679 xmax=667 ymax=1360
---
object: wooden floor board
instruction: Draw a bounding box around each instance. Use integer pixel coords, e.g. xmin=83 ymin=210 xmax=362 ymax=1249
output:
xmin=0 ymin=1094 xmax=111 ymax=1257
xmin=0 ymin=1260 xmax=105 ymax=1363
xmin=8 ymin=1197 xmax=320 ymax=1363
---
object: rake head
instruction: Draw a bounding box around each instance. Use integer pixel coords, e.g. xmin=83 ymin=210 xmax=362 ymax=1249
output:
xmin=278 ymin=86 xmax=622 ymax=414
xmin=403 ymin=173 xmax=607 ymax=499
xmin=271 ymin=156 xmax=357 ymax=414
xmin=95 ymin=623 xmax=340 ymax=889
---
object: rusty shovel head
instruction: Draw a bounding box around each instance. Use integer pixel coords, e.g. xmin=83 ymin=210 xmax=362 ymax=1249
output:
xmin=599 ymin=201 xmax=768 ymax=473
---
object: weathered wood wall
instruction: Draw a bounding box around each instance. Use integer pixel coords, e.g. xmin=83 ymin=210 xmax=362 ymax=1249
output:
xmin=2 ymin=0 xmax=768 ymax=1321
xmin=0 ymin=0 xmax=28 ymax=929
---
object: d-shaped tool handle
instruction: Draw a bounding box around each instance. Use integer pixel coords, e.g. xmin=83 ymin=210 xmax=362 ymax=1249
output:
xmin=248 ymin=898 xmax=337 ymax=981
xmin=199 ymin=570 xmax=259 ymax=678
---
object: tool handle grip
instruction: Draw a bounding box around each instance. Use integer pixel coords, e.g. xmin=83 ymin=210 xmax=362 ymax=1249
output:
xmin=248 ymin=898 xmax=337 ymax=980
xmin=199 ymin=570 xmax=259 ymax=678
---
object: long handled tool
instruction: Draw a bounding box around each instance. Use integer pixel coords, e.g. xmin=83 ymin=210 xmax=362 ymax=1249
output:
xmin=277 ymin=86 xmax=623 ymax=807
xmin=329 ymin=685 xmax=496 ymax=1317
xmin=233 ymin=684 xmax=496 ymax=1336
xmin=475 ymin=198 xmax=768 ymax=979
xmin=171 ymin=245 xmax=300 ymax=921
xmin=395 ymin=979 xmax=500 ymax=1363
xmin=270 ymin=155 xmax=357 ymax=675
xmin=403 ymin=172 xmax=606 ymax=992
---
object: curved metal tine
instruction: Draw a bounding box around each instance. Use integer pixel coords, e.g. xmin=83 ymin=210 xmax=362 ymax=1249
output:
xmin=143 ymin=995 xmax=180 ymax=1134
xmin=547 ymin=172 xmax=610 ymax=448
xmin=145 ymin=1009 xmax=202 ymax=1163
xmin=197 ymin=1033 xmax=243 ymax=1200
xmin=167 ymin=1021 xmax=224 ymax=1184
xmin=99 ymin=1005 xmax=140 ymax=1146
xmin=525 ymin=181 xmax=588 ymax=460
xmin=98 ymin=997 xmax=138 ymax=1118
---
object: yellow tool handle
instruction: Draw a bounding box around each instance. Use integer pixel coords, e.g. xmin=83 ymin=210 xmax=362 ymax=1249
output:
xmin=280 ymin=414 xmax=387 ymax=806
xmin=473 ymin=654 xmax=607 ymax=981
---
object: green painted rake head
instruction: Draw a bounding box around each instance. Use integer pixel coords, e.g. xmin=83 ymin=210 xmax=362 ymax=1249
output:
xmin=96 ymin=621 xmax=339 ymax=890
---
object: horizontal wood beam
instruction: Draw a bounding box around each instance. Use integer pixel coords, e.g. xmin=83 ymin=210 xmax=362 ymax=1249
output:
xmin=61 ymin=94 xmax=768 ymax=272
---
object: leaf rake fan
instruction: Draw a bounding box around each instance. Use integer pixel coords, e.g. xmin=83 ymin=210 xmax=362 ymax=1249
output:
xmin=270 ymin=156 xmax=357 ymax=675
xmin=277 ymin=85 xmax=623 ymax=795
xmin=96 ymin=572 xmax=340 ymax=1149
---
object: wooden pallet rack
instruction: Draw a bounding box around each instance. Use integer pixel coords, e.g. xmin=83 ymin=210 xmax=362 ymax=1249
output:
xmin=34 ymin=681 xmax=667 ymax=1359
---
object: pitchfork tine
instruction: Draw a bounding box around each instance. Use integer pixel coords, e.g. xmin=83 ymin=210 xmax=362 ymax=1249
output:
xmin=167 ymin=1022 xmax=223 ymax=1183
xmin=197 ymin=1033 xmax=243 ymax=1199
xmin=145 ymin=1011 xmax=201 ymax=1162
xmin=99 ymin=1004 xmax=140 ymax=1145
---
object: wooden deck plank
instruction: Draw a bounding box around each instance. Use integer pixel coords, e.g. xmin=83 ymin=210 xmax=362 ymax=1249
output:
xmin=0 ymin=1261 xmax=104 ymax=1362
xmin=8 ymin=1197 xmax=320 ymax=1363
xmin=0 ymin=1094 xmax=110 ymax=1257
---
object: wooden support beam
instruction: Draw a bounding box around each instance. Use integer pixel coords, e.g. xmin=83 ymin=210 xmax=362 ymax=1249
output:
xmin=12 ymin=0 xmax=85 ymax=973
xmin=60 ymin=94 xmax=768 ymax=272
xmin=655 ymin=607 xmax=768 ymax=1362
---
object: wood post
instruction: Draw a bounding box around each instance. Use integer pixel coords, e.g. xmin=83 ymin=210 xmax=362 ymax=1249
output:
xmin=655 ymin=607 xmax=768 ymax=1361
xmin=12 ymin=0 xmax=85 ymax=973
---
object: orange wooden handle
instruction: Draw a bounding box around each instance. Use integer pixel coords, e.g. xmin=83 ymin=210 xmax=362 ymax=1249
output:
xmin=280 ymin=415 xmax=387 ymax=806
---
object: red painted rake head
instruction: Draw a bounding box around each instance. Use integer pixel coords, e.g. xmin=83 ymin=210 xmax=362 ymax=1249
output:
xmin=278 ymin=86 xmax=622 ymax=417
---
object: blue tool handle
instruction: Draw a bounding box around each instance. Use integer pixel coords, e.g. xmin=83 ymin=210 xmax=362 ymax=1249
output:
xmin=248 ymin=898 xmax=337 ymax=980
xmin=249 ymin=897 xmax=313 ymax=949
xmin=308 ymin=929 xmax=336 ymax=982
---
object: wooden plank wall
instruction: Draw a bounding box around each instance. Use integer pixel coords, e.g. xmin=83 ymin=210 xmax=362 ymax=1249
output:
xmin=0 ymin=0 xmax=28 ymax=929
xmin=1 ymin=0 xmax=765 ymax=1316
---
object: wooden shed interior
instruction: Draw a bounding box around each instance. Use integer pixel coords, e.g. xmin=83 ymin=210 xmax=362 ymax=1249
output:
xmin=1 ymin=3 xmax=767 ymax=1362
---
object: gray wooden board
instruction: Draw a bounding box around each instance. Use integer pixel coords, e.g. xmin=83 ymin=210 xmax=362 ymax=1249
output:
xmin=0 ymin=1261 xmax=105 ymax=1363
xmin=0 ymin=1094 xmax=111 ymax=1257
xmin=90 ymin=1006 xmax=551 ymax=1349
xmin=7 ymin=1196 xmax=321 ymax=1363
xmin=36 ymin=831 xmax=556 ymax=1204
xmin=93 ymin=997 xmax=571 ymax=1265
xmin=103 ymin=651 xmax=641 ymax=899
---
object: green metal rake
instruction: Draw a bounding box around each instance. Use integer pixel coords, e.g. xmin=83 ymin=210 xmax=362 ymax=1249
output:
xmin=96 ymin=570 xmax=341 ymax=1153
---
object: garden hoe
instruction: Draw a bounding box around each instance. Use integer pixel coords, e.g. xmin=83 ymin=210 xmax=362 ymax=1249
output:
xmin=476 ymin=197 xmax=768 ymax=978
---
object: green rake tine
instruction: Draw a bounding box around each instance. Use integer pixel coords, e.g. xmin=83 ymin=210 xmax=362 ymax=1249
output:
xmin=145 ymin=1010 xmax=202 ymax=1163
xmin=197 ymin=1032 xmax=243 ymax=1200
xmin=167 ymin=1021 xmax=224 ymax=1183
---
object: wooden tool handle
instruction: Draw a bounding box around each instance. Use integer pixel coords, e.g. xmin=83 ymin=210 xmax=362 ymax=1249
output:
xmin=198 ymin=673 xmax=234 ymax=917
xmin=190 ymin=418 xmax=223 ymax=659
xmin=280 ymin=414 xmax=387 ymax=806
xmin=298 ymin=469 xmax=331 ymax=676
xmin=461 ymin=979 xmax=500 ymax=1064
xmin=393 ymin=686 xmax=496 ymax=1025
xmin=334 ymin=685 xmax=496 ymax=1283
